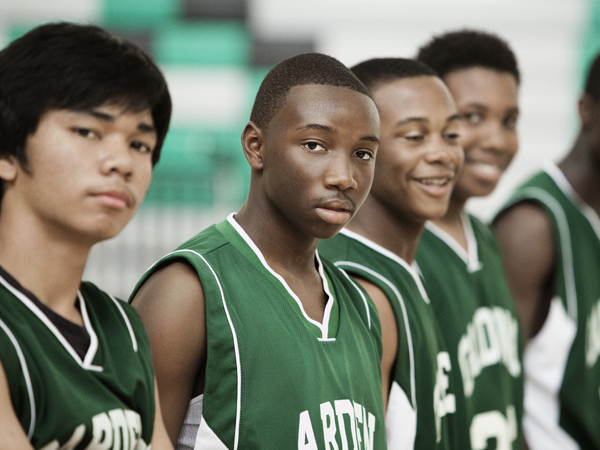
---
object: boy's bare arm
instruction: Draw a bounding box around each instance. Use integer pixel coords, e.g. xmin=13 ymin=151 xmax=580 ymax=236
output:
xmin=132 ymin=262 xmax=207 ymax=446
xmin=494 ymin=202 xmax=556 ymax=341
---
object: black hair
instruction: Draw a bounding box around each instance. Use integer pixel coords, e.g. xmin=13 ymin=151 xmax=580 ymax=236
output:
xmin=250 ymin=52 xmax=371 ymax=130
xmin=416 ymin=29 xmax=520 ymax=85
xmin=0 ymin=22 xmax=171 ymax=173
xmin=350 ymin=57 xmax=438 ymax=92
xmin=584 ymin=51 xmax=600 ymax=101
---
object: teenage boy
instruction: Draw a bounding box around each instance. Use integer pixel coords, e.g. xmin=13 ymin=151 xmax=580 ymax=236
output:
xmin=494 ymin=51 xmax=600 ymax=450
xmin=0 ymin=23 xmax=173 ymax=449
xmin=130 ymin=52 xmax=387 ymax=449
xmin=414 ymin=30 xmax=524 ymax=450
xmin=319 ymin=58 xmax=463 ymax=449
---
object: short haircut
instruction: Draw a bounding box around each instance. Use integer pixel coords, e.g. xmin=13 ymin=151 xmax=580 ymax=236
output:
xmin=0 ymin=22 xmax=172 ymax=172
xmin=250 ymin=52 xmax=371 ymax=130
xmin=416 ymin=29 xmax=520 ymax=85
xmin=584 ymin=51 xmax=600 ymax=101
xmin=350 ymin=58 xmax=438 ymax=93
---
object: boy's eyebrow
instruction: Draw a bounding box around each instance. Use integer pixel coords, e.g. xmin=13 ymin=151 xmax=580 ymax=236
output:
xmin=297 ymin=123 xmax=334 ymax=133
xmin=396 ymin=114 xmax=461 ymax=127
xmin=396 ymin=117 xmax=427 ymax=127
xmin=85 ymin=109 xmax=156 ymax=133
xmin=297 ymin=123 xmax=379 ymax=144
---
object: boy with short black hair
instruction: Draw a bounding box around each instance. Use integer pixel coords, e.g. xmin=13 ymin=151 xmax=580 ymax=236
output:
xmin=414 ymin=29 xmax=524 ymax=450
xmin=319 ymin=57 xmax=463 ymax=449
xmin=130 ymin=52 xmax=387 ymax=449
xmin=494 ymin=50 xmax=600 ymax=450
xmin=0 ymin=22 xmax=172 ymax=449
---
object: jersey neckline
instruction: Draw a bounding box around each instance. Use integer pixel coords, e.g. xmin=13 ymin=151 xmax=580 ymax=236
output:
xmin=543 ymin=160 xmax=600 ymax=241
xmin=0 ymin=266 xmax=101 ymax=370
xmin=221 ymin=213 xmax=339 ymax=341
xmin=424 ymin=214 xmax=483 ymax=273
xmin=339 ymin=227 xmax=431 ymax=304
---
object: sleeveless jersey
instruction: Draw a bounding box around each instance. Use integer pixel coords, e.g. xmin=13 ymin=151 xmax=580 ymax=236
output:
xmin=131 ymin=214 xmax=386 ymax=450
xmin=415 ymin=214 xmax=524 ymax=450
xmin=497 ymin=161 xmax=600 ymax=450
xmin=0 ymin=274 xmax=155 ymax=450
xmin=319 ymin=229 xmax=457 ymax=450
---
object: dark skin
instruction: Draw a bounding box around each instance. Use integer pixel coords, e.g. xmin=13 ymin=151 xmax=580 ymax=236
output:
xmin=344 ymin=76 xmax=463 ymax=413
xmin=432 ymin=67 xmax=519 ymax=250
xmin=494 ymin=94 xmax=600 ymax=341
xmin=132 ymin=84 xmax=380 ymax=444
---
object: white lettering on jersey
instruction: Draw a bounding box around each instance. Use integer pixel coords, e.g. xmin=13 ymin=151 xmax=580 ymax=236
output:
xmin=458 ymin=307 xmax=521 ymax=397
xmin=470 ymin=405 xmax=517 ymax=450
xmin=299 ymin=410 xmax=319 ymax=450
xmin=434 ymin=351 xmax=456 ymax=443
xmin=297 ymin=400 xmax=377 ymax=450
xmin=585 ymin=299 xmax=600 ymax=367
xmin=39 ymin=409 xmax=148 ymax=450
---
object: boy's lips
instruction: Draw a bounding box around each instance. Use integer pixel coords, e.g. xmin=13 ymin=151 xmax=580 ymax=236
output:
xmin=92 ymin=187 xmax=134 ymax=210
xmin=316 ymin=199 xmax=354 ymax=225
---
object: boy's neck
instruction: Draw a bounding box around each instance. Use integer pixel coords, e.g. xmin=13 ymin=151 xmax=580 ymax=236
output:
xmin=429 ymin=195 xmax=468 ymax=251
xmin=235 ymin=201 xmax=320 ymax=275
xmin=0 ymin=213 xmax=90 ymax=325
xmin=347 ymin=197 xmax=425 ymax=264
xmin=560 ymin=141 xmax=600 ymax=215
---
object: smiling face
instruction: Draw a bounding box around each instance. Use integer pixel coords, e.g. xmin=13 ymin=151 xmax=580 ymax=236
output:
xmin=368 ymin=76 xmax=463 ymax=224
xmin=252 ymin=84 xmax=380 ymax=240
xmin=1 ymin=104 xmax=156 ymax=245
xmin=444 ymin=67 xmax=519 ymax=201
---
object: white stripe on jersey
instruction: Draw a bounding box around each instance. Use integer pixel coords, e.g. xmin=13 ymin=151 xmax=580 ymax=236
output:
xmin=0 ymin=318 xmax=36 ymax=438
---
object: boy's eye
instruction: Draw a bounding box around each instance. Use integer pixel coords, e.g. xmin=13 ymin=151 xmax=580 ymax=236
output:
xmin=355 ymin=150 xmax=373 ymax=161
xmin=463 ymin=112 xmax=483 ymax=125
xmin=74 ymin=128 xmax=97 ymax=139
xmin=303 ymin=142 xmax=326 ymax=151
xmin=504 ymin=115 xmax=518 ymax=129
xmin=131 ymin=141 xmax=153 ymax=154
xmin=405 ymin=134 xmax=425 ymax=142
xmin=445 ymin=132 xmax=460 ymax=141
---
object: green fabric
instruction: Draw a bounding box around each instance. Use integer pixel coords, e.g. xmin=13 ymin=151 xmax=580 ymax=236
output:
xmin=319 ymin=230 xmax=458 ymax=450
xmin=501 ymin=167 xmax=600 ymax=448
xmin=0 ymin=279 xmax=154 ymax=449
xmin=415 ymin=216 xmax=524 ymax=450
xmin=132 ymin=216 xmax=386 ymax=449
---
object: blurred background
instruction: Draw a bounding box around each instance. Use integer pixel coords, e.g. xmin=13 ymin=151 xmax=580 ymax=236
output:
xmin=0 ymin=0 xmax=596 ymax=298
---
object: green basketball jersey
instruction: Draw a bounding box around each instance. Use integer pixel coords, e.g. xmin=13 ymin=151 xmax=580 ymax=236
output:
xmin=497 ymin=162 xmax=600 ymax=450
xmin=415 ymin=214 xmax=524 ymax=450
xmin=131 ymin=214 xmax=386 ymax=450
xmin=0 ymin=274 xmax=155 ymax=449
xmin=319 ymin=229 xmax=458 ymax=450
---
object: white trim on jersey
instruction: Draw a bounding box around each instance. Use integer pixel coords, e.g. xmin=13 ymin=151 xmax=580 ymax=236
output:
xmin=424 ymin=213 xmax=483 ymax=273
xmin=0 ymin=317 xmax=36 ymax=439
xmin=159 ymin=248 xmax=243 ymax=450
xmin=195 ymin=416 xmax=228 ymax=450
xmin=108 ymin=294 xmax=138 ymax=352
xmin=77 ymin=291 xmax=101 ymax=369
xmin=227 ymin=213 xmax=337 ymax=341
xmin=0 ymin=274 xmax=102 ymax=371
xmin=339 ymin=228 xmax=431 ymax=304
xmin=386 ymin=381 xmax=417 ymax=450
xmin=522 ymin=297 xmax=578 ymax=450
xmin=332 ymin=260 xmax=417 ymax=412
xmin=544 ymin=160 xmax=600 ymax=242
xmin=517 ymin=187 xmax=578 ymax=322
xmin=314 ymin=250 xmax=336 ymax=342
xmin=336 ymin=267 xmax=372 ymax=330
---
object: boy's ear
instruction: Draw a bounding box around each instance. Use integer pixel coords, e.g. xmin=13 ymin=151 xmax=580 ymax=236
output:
xmin=578 ymin=94 xmax=599 ymax=129
xmin=0 ymin=155 xmax=18 ymax=182
xmin=241 ymin=121 xmax=266 ymax=171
